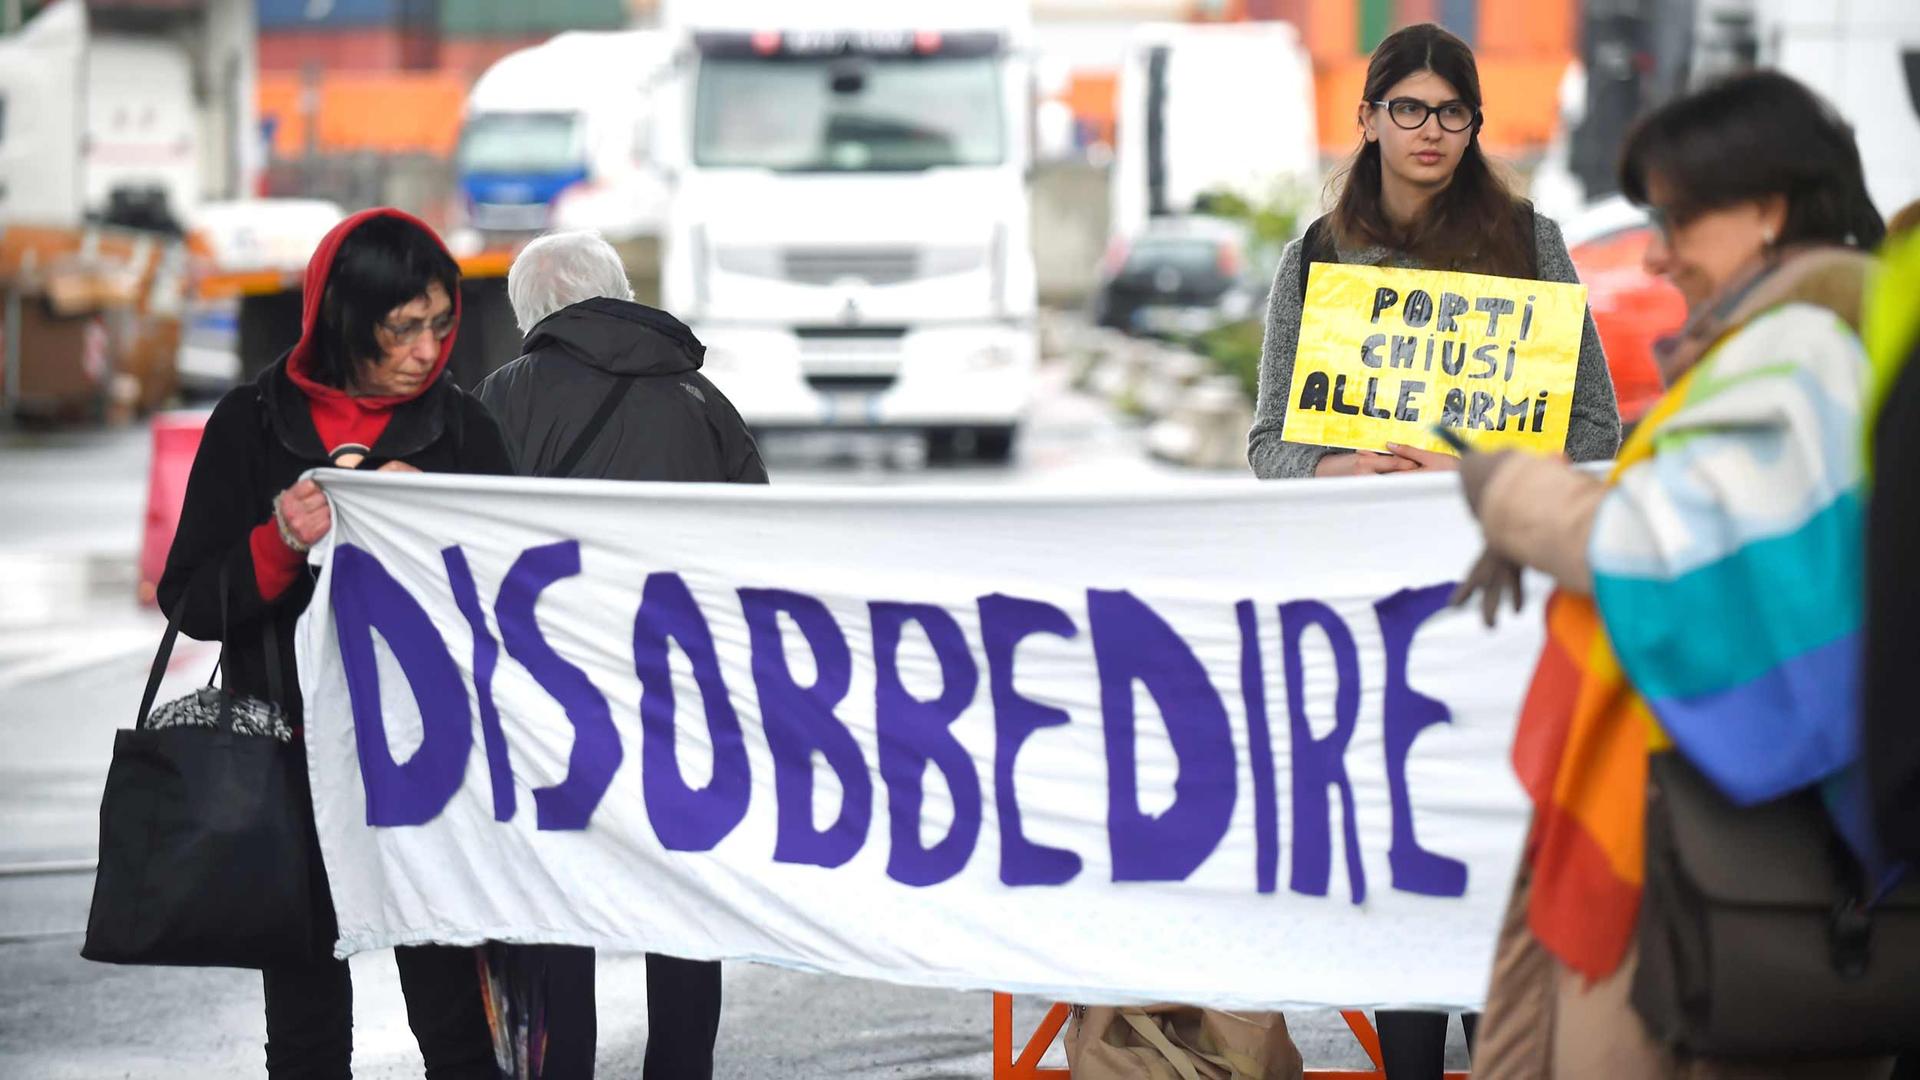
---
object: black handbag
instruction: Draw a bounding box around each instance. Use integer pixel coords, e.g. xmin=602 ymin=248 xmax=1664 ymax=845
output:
xmin=1632 ymin=751 xmax=1920 ymax=1057
xmin=81 ymin=567 xmax=330 ymax=969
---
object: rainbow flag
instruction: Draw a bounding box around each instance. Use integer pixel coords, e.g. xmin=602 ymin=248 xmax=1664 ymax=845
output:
xmin=1516 ymin=298 xmax=1869 ymax=979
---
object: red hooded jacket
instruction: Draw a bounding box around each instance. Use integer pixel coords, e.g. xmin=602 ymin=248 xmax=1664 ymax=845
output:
xmin=250 ymin=208 xmax=462 ymax=600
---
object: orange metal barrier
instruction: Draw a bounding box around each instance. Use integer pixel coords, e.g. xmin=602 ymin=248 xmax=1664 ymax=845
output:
xmin=991 ymin=994 xmax=1469 ymax=1079
xmin=994 ymin=997 xmax=1070 ymax=1080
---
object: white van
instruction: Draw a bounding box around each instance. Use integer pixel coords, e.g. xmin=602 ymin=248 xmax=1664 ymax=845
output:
xmin=0 ymin=0 xmax=86 ymax=226
xmin=654 ymin=0 xmax=1039 ymax=461
xmin=0 ymin=5 xmax=200 ymax=229
xmin=84 ymin=35 xmax=199 ymax=228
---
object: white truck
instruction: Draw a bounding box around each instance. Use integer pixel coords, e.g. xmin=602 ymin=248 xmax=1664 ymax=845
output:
xmin=454 ymin=30 xmax=673 ymax=241
xmin=1109 ymin=21 xmax=1319 ymax=243
xmin=0 ymin=2 xmax=211 ymax=231
xmin=1734 ymin=0 xmax=1920 ymax=218
xmin=654 ymin=0 xmax=1039 ymax=461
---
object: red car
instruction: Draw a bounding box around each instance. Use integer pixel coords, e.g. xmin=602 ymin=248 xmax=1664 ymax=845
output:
xmin=1563 ymin=197 xmax=1688 ymax=429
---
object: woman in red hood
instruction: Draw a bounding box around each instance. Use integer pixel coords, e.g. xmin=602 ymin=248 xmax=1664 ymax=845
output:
xmin=156 ymin=209 xmax=512 ymax=1078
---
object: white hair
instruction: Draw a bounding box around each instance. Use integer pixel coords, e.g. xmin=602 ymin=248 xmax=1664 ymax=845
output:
xmin=506 ymin=230 xmax=636 ymax=332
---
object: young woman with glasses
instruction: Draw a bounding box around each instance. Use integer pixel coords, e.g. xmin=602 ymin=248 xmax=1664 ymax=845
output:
xmin=1248 ymin=22 xmax=1621 ymax=480
xmin=1244 ymin=21 xmax=1621 ymax=1080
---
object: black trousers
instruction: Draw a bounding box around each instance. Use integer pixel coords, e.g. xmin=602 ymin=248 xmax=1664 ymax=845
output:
xmin=261 ymin=944 xmax=497 ymax=1080
xmin=643 ymin=952 xmax=724 ymax=1080
xmin=1376 ymin=1009 xmax=1478 ymax=1080
xmin=538 ymin=948 xmax=722 ymax=1080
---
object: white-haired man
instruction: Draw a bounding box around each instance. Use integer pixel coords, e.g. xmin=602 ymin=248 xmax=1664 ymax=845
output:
xmin=476 ymin=230 xmax=761 ymax=1079
xmin=477 ymin=229 xmax=765 ymax=483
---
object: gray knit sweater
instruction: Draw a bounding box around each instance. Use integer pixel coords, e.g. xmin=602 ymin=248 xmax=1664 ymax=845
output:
xmin=1246 ymin=213 xmax=1622 ymax=478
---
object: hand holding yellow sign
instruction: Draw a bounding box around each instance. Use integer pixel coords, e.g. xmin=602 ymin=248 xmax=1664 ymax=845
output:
xmin=1281 ymin=263 xmax=1588 ymax=456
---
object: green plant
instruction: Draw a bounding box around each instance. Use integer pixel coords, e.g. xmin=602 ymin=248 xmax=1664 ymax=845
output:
xmin=1192 ymin=181 xmax=1309 ymax=278
xmin=1191 ymin=319 xmax=1265 ymax=401
xmin=1158 ymin=184 xmax=1305 ymax=404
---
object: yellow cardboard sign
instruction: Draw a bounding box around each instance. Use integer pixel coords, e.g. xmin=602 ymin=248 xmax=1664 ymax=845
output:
xmin=1281 ymin=263 xmax=1589 ymax=456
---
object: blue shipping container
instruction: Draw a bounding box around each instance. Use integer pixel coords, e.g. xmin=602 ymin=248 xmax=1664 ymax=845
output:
xmin=1441 ymin=0 xmax=1478 ymax=49
xmin=256 ymin=0 xmax=436 ymax=32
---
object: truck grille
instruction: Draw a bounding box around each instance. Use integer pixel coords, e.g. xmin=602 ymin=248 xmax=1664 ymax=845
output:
xmin=783 ymin=247 xmax=920 ymax=286
xmin=715 ymin=246 xmax=988 ymax=287
xmin=805 ymin=373 xmax=897 ymax=394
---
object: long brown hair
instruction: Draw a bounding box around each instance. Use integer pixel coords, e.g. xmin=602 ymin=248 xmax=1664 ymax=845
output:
xmin=1329 ymin=23 xmax=1531 ymax=277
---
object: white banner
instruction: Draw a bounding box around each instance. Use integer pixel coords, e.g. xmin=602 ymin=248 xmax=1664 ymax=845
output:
xmin=295 ymin=470 xmax=1540 ymax=1010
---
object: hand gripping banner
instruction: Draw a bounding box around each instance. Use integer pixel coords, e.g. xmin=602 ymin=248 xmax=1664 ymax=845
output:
xmin=296 ymin=469 xmax=1539 ymax=1009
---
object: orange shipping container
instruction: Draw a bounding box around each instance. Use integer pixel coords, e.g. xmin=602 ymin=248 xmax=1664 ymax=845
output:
xmin=439 ymin=35 xmax=549 ymax=82
xmin=1249 ymin=0 xmax=1309 ymax=31
xmin=258 ymin=72 xmax=468 ymax=157
xmin=1317 ymin=57 xmax=1369 ymax=155
xmin=1301 ymin=0 xmax=1356 ymax=67
xmin=1398 ymin=0 xmax=1440 ymax=24
xmin=259 ymin=28 xmax=438 ymax=72
xmin=256 ymin=78 xmax=307 ymax=156
xmin=1475 ymin=0 xmax=1573 ymax=56
xmin=1063 ymin=71 xmax=1118 ymax=148
xmin=1473 ymin=57 xmax=1573 ymax=149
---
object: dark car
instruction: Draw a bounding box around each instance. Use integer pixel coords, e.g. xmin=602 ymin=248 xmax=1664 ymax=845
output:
xmin=1093 ymin=215 xmax=1262 ymax=339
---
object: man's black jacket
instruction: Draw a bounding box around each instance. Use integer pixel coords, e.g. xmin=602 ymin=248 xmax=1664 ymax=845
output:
xmin=1867 ymin=332 xmax=1920 ymax=864
xmin=475 ymin=298 xmax=767 ymax=483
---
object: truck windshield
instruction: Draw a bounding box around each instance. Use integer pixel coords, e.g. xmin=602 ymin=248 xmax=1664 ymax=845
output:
xmin=693 ymin=55 xmax=1004 ymax=171
xmin=457 ymin=112 xmax=584 ymax=174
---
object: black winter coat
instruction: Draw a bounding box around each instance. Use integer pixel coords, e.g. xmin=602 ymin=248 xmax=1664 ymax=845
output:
xmin=474 ymin=297 xmax=767 ymax=483
xmin=155 ymin=359 xmax=514 ymax=722
xmin=1867 ymin=334 xmax=1920 ymax=864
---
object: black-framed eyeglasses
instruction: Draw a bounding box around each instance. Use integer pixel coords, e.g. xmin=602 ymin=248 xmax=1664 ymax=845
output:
xmin=1643 ymin=203 xmax=1704 ymax=242
xmin=378 ymin=312 xmax=456 ymax=344
xmin=1369 ymin=97 xmax=1479 ymax=133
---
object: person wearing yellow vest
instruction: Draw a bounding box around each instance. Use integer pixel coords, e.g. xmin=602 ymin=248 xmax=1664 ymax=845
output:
xmin=1864 ymin=220 xmax=1920 ymax=870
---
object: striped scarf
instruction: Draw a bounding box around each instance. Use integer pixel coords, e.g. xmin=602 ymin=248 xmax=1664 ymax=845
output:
xmin=1514 ymin=258 xmax=1871 ymax=979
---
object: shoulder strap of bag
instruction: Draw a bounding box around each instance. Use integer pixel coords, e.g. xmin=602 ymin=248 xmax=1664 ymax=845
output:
xmin=551 ymin=375 xmax=637 ymax=479
xmin=446 ymin=379 xmax=468 ymax=458
xmin=1119 ymin=1009 xmax=1266 ymax=1080
xmin=1120 ymin=1011 xmax=1207 ymax=1080
xmin=137 ymin=593 xmax=192 ymax=728
xmin=142 ymin=563 xmax=287 ymax=729
xmin=237 ymin=568 xmax=286 ymax=709
xmin=1521 ymin=199 xmax=1539 ymax=279
xmin=1297 ymin=215 xmax=1334 ymax=305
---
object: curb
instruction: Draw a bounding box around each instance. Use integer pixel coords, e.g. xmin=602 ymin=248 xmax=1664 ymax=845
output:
xmin=1041 ymin=311 xmax=1255 ymax=471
